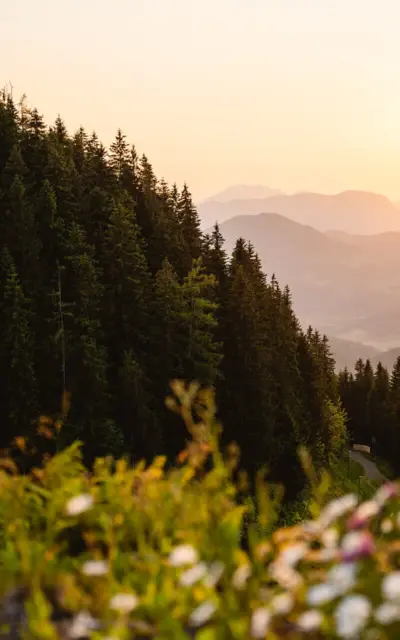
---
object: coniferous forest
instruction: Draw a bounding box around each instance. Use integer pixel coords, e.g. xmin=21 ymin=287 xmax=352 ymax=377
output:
xmin=3 ymin=89 xmax=398 ymax=503
xmin=339 ymin=357 xmax=400 ymax=476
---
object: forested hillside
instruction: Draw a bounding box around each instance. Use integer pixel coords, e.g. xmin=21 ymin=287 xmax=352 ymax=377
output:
xmin=339 ymin=357 xmax=400 ymax=476
xmin=0 ymin=90 xmax=348 ymax=499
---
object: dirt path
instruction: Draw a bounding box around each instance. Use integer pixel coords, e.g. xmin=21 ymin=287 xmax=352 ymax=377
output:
xmin=349 ymin=450 xmax=386 ymax=483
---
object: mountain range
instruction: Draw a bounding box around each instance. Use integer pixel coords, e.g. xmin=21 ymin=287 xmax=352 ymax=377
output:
xmin=328 ymin=339 xmax=400 ymax=373
xmin=199 ymin=185 xmax=400 ymax=368
xmin=199 ymin=188 xmax=400 ymax=234
xmin=210 ymin=211 xmax=400 ymax=362
xmin=203 ymin=185 xmax=284 ymax=203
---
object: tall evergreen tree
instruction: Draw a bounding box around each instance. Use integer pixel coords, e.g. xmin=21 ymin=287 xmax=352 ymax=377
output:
xmin=61 ymin=221 xmax=110 ymax=457
xmin=103 ymin=202 xmax=153 ymax=454
xmin=177 ymin=183 xmax=202 ymax=271
xmin=0 ymin=248 xmax=37 ymax=446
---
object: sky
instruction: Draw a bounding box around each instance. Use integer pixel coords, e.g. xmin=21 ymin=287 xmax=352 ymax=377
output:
xmin=2 ymin=0 xmax=400 ymax=202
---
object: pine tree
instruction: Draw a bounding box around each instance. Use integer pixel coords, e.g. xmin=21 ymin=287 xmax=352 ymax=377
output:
xmin=61 ymin=221 xmax=110 ymax=457
xmin=151 ymin=178 xmax=185 ymax=274
xmin=150 ymin=258 xmax=186 ymax=455
xmin=103 ymin=202 xmax=153 ymax=453
xmin=177 ymin=183 xmax=202 ymax=271
xmin=388 ymin=356 xmax=400 ymax=472
xmin=0 ymin=91 xmax=19 ymax=174
xmin=2 ymin=173 xmax=41 ymax=300
xmin=370 ymin=362 xmax=391 ymax=459
xmin=109 ymin=129 xmax=132 ymax=188
xmin=0 ymin=248 xmax=37 ymax=446
xmin=19 ymin=107 xmax=48 ymax=192
xmin=179 ymin=258 xmax=222 ymax=385
xmin=222 ymin=241 xmax=275 ymax=483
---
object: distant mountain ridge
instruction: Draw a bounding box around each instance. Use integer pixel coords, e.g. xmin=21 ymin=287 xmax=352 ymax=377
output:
xmin=371 ymin=348 xmax=400 ymax=371
xmin=328 ymin=337 xmax=380 ymax=371
xmin=214 ymin=212 xmax=400 ymax=351
xmin=203 ymin=184 xmax=283 ymax=203
xmin=199 ymin=189 xmax=400 ymax=235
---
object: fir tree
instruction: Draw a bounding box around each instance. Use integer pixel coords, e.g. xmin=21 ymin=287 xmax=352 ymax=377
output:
xmin=0 ymin=248 xmax=37 ymax=446
xmin=177 ymin=183 xmax=202 ymax=271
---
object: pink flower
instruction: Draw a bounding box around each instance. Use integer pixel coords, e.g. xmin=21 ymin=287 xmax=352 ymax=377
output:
xmin=341 ymin=531 xmax=375 ymax=562
xmin=374 ymin=482 xmax=399 ymax=507
xmin=347 ymin=500 xmax=379 ymax=530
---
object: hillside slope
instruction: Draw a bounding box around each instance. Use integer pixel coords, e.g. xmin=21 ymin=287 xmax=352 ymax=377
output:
xmin=216 ymin=213 xmax=400 ymax=350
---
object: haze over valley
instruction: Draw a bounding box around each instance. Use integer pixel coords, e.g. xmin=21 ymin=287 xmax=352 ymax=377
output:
xmin=201 ymin=185 xmax=400 ymax=366
xmin=199 ymin=188 xmax=400 ymax=234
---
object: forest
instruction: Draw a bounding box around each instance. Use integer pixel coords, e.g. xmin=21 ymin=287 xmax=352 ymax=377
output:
xmin=0 ymin=88 xmax=398 ymax=502
xmin=339 ymin=357 xmax=400 ymax=476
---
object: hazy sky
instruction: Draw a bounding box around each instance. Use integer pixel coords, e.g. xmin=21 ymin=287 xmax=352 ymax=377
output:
xmin=3 ymin=0 xmax=400 ymax=201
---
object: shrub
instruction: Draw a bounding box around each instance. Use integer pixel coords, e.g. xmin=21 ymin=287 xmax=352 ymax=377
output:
xmin=0 ymin=382 xmax=399 ymax=639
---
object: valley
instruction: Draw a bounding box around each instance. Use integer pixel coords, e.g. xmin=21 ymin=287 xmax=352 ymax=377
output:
xmin=201 ymin=187 xmax=400 ymax=366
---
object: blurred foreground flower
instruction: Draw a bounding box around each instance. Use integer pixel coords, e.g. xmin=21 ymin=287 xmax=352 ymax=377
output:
xmin=110 ymin=593 xmax=138 ymax=613
xmin=65 ymin=493 xmax=93 ymax=516
xmin=335 ymin=595 xmax=371 ymax=638
xmin=169 ymin=544 xmax=198 ymax=567
xmin=81 ymin=560 xmax=109 ymax=576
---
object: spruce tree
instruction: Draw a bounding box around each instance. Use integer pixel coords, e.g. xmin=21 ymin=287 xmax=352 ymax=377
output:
xmin=103 ymin=202 xmax=153 ymax=453
xmin=0 ymin=248 xmax=37 ymax=446
xmin=61 ymin=221 xmax=110 ymax=457
xmin=177 ymin=183 xmax=202 ymax=271
xmin=179 ymin=258 xmax=222 ymax=386
xmin=371 ymin=362 xmax=391 ymax=459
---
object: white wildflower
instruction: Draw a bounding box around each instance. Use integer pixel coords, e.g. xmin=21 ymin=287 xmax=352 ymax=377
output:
xmin=335 ymin=595 xmax=371 ymax=639
xmin=307 ymin=583 xmax=338 ymax=606
xmin=296 ymin=610 xmax=323 ymax=632
xmin=279 ymin=542 xmax=307 ymax=567
xmin=81 ymin=560 xmax=108 ymax=576
xmin=375 ymin=602 xmax=400 ymax=625
xmin=110 ymin=593 xmax=138 ymax=613
xmin=250 ymin=607 xmax=271 ymax=638
xmin=341 ymin=531 xmax=364 ymax=553
xmin=322 ymin=528 xmax=339 ymax=549
xmin=382 ymin=572 xmax=400 ymax=601
xmin=269 ymin=592 xmax=294 ymax=616
xmin=356 ymin=500 xmax=379 ymax=519
xmin=68 ymin=611 xmax=100 ymax=638
xmin=375 ymin=483 xmax=398 ymax=507
xmin=317 ymin=548 xmax=338 ymax=562
xmin=375 ymin=602 xmax=400 ymax=624
xmin=169 ymin=544 xmax=198 ymax=567
xmin=328 ymin=563 xmax=356 ymax=595
xmin=319 ymin=494 xmax=357 ymax=527
xmin=189 ymin=601 xmax=216 ymax=627
xmin=65 ymin=493 xmax=93 ymax=516
xmin=341 ymin=530 xmax=374 ymax=561
xmin=381 ymin=518 xmax=393 ymax=534
xmin=269 ymin=561 xmax=303 ymax=590
xmin=180 ymin=562 xmax=208 ymax=587
xmin=232 ymin=564 xmax=252 ymax=589
xmin=303 ymin=520 xmax=322 ymax=535
xmin=204 ymin=561 xmax=224 ymax=588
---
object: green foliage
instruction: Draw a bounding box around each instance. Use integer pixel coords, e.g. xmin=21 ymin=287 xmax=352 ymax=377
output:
xmin=0 ymin=88 xmax=353 ymax=500
xmin=0 ymin=384 xmax=399 ymax=639
xmin=339 ymin=357 xmax=400 ymax=477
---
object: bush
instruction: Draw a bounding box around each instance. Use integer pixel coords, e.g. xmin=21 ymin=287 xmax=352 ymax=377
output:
xmin=0 ymin=382 xmax=399 ymax=639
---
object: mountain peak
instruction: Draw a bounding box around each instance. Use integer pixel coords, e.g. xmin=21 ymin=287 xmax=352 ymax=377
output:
xmin=198 ymin=189 xmax=400 ymax=234
xmin=203 ymin=184 xmax=283 ymax=204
